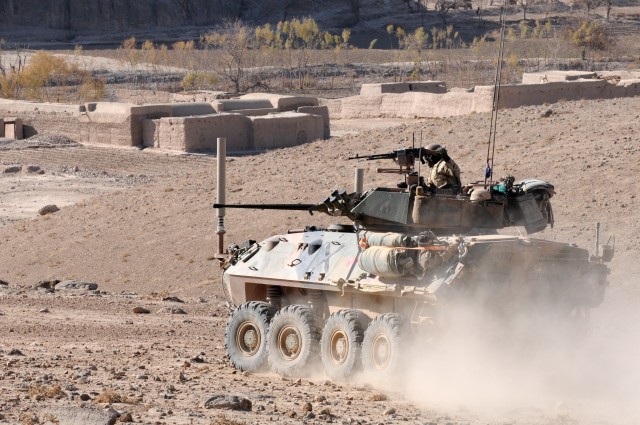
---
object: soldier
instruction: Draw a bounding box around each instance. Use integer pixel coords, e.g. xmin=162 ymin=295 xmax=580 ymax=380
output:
xmin=425 ymin=143 xmax=462 ymax=191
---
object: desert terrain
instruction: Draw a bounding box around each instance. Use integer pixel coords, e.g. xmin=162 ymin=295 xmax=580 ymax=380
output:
xmin=1 ymin=92 xmax=640 ymax=424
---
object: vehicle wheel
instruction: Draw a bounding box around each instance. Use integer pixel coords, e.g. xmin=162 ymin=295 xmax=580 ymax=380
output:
xmin=320 ymin=309 xmax=365 ymax=381
xmin=267 ymin=305 xmax=320 ymax=377
xmin=361 ymin=313 xmax=404 ymax=377
xmin=225 ymin=301 xmax=276 ymax=372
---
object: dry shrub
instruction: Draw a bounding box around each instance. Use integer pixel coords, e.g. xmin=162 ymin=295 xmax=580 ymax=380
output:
xmin=19 ymin=413 xmax=39 ymax=425
xmin=40 ymin=414 xmax=60 ymax=424
xmin=93 ymin=389 xmax=138 ymax=404
xmin=210 ymin=414 xmax=246 ymax=425
xmin=28 ymin=384 xmax=65 ymax=399
xmin=370 ymin=393 xmax=388 ymax=401
xmin=79 ymin=76 xmax=106 ymax=102
xmin=0 ymin=50 xmax=105 ymax=102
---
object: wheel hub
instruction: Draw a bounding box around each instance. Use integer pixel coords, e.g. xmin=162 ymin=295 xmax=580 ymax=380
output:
xmin=285 ymin=333 xmax=299 ymax=351
xmin=278 ymin=325 xmax=302 ymax=360
xmin=243 ymin=329 xmax=257 ymax=348
xmin=330 ymin=330 xmax=349 ymax=365
xmin=236 ymin=322 xmax=261 ymax=357
xmin=372 ymin=334 xmax=390 ymax=369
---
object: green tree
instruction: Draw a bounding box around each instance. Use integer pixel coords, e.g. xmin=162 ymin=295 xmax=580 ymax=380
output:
xmin=570 ymin=20 xmax=611 ymax=59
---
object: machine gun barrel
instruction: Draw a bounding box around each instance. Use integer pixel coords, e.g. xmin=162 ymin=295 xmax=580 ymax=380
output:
xmin=348 ymin=152 xmax=396 ymax=161
xmin=347 ymin=148 xmax=438 ymax=168
xmin=214 ymin=203 xmax=318 ymax=211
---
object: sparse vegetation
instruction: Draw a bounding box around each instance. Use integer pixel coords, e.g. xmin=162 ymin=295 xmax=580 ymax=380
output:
xmin=28 ymin=384 xmax=65 ymax=400
xmin=0 ymin=50 xmax=107 ymax=102
xmin=210 ymin=414 xmax=247 ymax=425
xmin=93 ymin=389 xmax=139 ymax=404
xmin=569 ymin=20 xmax=612 ymax=59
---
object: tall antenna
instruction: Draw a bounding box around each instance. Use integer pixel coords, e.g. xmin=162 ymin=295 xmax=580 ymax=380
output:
xmin=418 ymin=130 xmax=423 ymax=179
xmin=485 ymin=0 xmax=509 ymax=184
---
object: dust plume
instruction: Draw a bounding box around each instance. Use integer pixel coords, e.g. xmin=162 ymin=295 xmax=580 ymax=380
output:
xmin=395 ymin=273 xmax=640 ymax=424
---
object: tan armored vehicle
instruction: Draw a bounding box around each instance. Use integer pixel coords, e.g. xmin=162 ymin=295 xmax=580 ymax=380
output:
xmin=214 ymin=146 xmax=613 ymax=380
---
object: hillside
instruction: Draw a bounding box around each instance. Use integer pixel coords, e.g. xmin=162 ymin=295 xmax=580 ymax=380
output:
xmin=0 ymin=0 xmax=397 ymax=47
xmin=1 ymin=96 xmax=639 ymax=424
xmin=0 ymin=96 xmax=638 ymax=294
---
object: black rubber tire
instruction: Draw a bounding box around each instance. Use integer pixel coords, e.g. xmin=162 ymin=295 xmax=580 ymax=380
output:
xmin=267 ymin=305 xmax=320 ymax=377
xmin=320 ymin=309 xmax=365 ymax=381
xmin=225 ymin=301 xmax=277 ymax=372
xmin=361 ymin=313 xmax=404 ymax=377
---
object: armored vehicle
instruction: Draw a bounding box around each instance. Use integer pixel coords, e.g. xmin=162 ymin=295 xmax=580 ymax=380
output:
xmin=214 ymin=144 xmax=613 ymax=380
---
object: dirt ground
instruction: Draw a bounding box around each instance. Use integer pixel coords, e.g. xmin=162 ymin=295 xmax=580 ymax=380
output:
xmin=1 ymin=96 xmax=640 ymax=424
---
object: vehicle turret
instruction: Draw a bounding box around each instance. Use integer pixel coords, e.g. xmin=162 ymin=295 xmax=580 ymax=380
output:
xmin=215 ymin=147 xmax=556 ymax=235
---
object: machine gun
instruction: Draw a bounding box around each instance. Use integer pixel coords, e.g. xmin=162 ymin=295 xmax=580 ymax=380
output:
xmin=348 ymin=147 xmax=437 ymax=174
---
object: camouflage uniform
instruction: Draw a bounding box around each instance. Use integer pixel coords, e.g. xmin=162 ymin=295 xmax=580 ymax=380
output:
xmin=428 ymin=158 xmax=461 ymax=189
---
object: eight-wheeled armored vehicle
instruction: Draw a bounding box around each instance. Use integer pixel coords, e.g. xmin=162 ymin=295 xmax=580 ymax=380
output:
xmin=214 ymin=144 xmax=613 ymax=380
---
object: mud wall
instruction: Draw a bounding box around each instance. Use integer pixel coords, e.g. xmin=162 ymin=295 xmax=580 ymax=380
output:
xmin=250 ymin=112 xmax=323 ymax=150
xmin=360 ymin=81 xmax=447 ymax=96
xmin=327 ymin=77 xmax=640 ymax=120
xmin=143 ymin=114 xmax=252 ymax=152
xmin=143 ymin=111 xmax=324 ymax=153
xmin=0 ymin=97 xmax=326 ymax=152
xmin=497 ymin=79 xmax=640 ymax=109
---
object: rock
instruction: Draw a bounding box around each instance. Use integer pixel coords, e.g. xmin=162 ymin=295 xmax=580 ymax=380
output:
xmin=36 ymin=280 xmax=60 ymax=289
xmin=39 ymin=406 xmax=118 ymax=425
xmin=161 ymin=296 xmax=184 ymax=303
xmin=79 ymin=393 xmax=91 ymax=401
xmin=119 ymin=412 xmax=133 ymax=422
xmin=0 ymin=279 xmax=8 ymax=286
xmin=203 ymin=395 xmax=252 ymax=411
xmin=304 ymin=412 xmax=316 ymax=420
xmin=302 ymin=402 xmax=313 ymax=413
xmin=320 ymin=407 xmax=331 ymax=415
xmin=38 ymin=308 xmax=50 ymax=313
xmin=55 ymin=280 xmax=98 ymax=290
xmin=190 ymin=355 xmax=205 ymax=363
xmin=24 ymin=165 xmax=42 ymax=173
xmin=3 ymin=165 xmax=21 ymax=173
xmin=315 ymin=395 xmax=327 ymax=402
xmin=156 ymin=307 xmax=187 ymax=315
xmin=8 ymin=348 xmax=24 ymax=356
xmin=383 ymin=407 xmax=396 ymax=415
xmin=541 ymin=108 xmax=553 ymax=118
xmin=38 ymin=204 xmax=60 ymax=215
xmin=132 ymin=307 xmax=151 ymax=314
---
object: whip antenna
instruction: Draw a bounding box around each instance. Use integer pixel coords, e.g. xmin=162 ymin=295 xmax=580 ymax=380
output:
xmin=485 ymin=0 xmax=508 ymax=184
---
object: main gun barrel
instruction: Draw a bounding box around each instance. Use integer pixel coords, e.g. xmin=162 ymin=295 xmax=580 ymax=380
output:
xmin=213 ymin=203 xmax=317 ymax=211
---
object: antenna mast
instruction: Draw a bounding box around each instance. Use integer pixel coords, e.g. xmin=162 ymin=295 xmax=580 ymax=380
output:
xmin=485 ymin=0 xmax=509 ymax=184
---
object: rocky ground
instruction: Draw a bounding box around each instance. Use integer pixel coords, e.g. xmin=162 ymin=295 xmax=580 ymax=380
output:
xmin=1 ymin=96 xmax=640 ymax=424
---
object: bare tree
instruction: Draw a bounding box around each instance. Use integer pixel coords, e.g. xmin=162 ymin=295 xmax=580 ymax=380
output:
xmin=574 ymin=0 xmax=606 ymax=17
xmin=349 ymin=0 xmax=361 ymax=23
xmin=435 ymin=0 xmax=456 ymax=26
xmin=202 ymin=21 xmax=252 ymax=94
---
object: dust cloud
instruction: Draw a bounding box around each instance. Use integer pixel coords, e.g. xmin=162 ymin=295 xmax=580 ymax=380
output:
xmin=396 ymin=273 xmax=640 ymax=424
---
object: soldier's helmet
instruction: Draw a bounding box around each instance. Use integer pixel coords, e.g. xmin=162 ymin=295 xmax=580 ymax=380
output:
xmin=425 ymin=143 xmax=442 ymax=167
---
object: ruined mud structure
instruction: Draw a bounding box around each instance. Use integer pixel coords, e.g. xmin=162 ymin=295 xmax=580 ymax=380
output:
xmin=0 ymin=71 xmax=638 ymax=152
